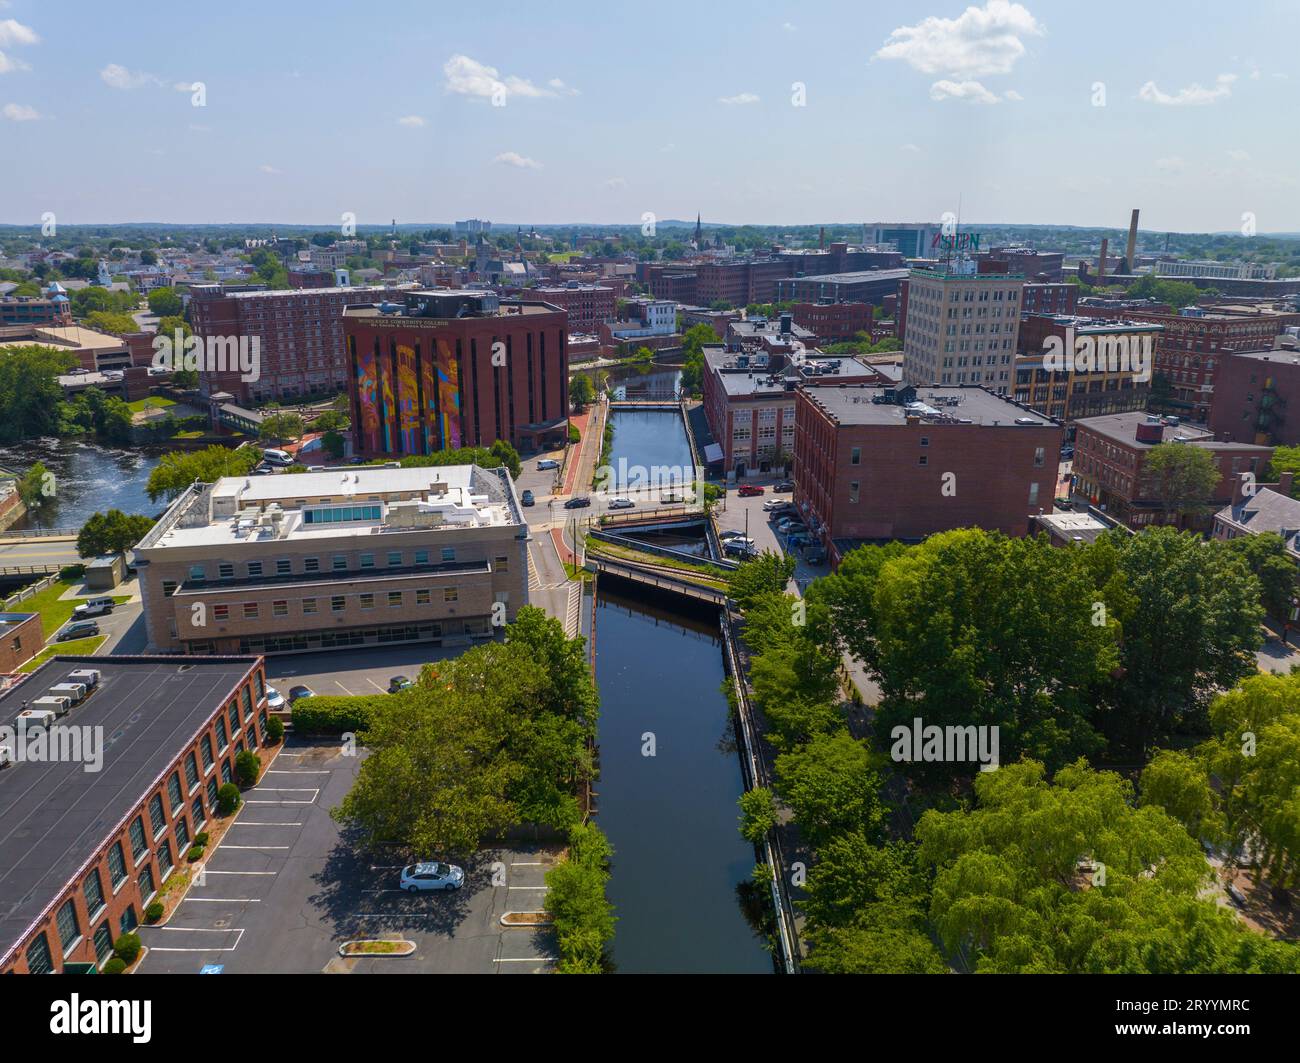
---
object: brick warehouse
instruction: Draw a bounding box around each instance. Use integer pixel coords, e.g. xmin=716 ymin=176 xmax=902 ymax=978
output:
xmin=793 ymin=384 xmax=1062 ymax=561
xmin=0 ymin=655 xmax=268 ymax=973
xmin=342 ymin=289 xmax=570 ymax=456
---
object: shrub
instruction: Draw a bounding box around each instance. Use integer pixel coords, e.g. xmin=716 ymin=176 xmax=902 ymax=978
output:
xmin=193 ymin=831 xmax=209 ymax=847
xmin=544 ymin=823 xmax=615 ymax=974
xmin=113 ymin=933 xmax=141 ymax=965
xmin=738 ymin=787 xmax=779 ymax=845
xmin=266 ymin=715 xmax=285 ymax=743
xmin=234 ymin=749 xmax=261 ymax=787
xmin=568 ymin=423 xmax=581 ymax=443
xmin=187 ymin=845 xmax=205 ymax=863
xmin=144 ymin=901 xmax=164 ymax=923
xmin=102 ymin=958 xmax=127 ymax=975
xmin=216 ymin=782 xmax=241 ymax=816
xmin=290 ymin=694 xmax=381 ymax=736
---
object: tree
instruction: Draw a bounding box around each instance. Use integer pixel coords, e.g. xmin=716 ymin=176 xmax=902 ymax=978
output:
xmin=146 ymin=445 xmax=260 ymax=503
xmin=18 ymin=462 xmax=55 ymax=525
xmin=1143 ymin=441 xmax=1220 ymax=526
xmin=311 ymin=409 xmax=350 ymax=433
xmin=738 ymin=787 xmax=778 ymax=845
xmin=258 ymin=412 xmax=306 ymax=445
xmin=235 ymin=749 xmax=261 ymax=786
xmin=77 ymin=510 xmax=156 ymax=557
xmin=1264 ymin=445 xmax=1300 ymax=499
xmin=83 ymin=311 xmax=138 ymax=335
xmin=0 ymin=345 xmax=78 ymax=442
xmin=774 ymin=732 xmax=886 ymax=849
xmin=322 ymin=430 xmax=345 ymax=459
xmin=1223 ymin=531 xmax=1296 ymax=621
xmin=569 ymin=373 xmax=594 ymax=410
xmin=728 ymin=550 xmax=794 ymax=610
xmin=147 ymin=287 xmax=183 ymax=318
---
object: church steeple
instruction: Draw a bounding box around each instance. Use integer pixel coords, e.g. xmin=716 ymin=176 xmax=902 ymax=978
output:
xmin=694 ymin=213 xmax=702 ymax=246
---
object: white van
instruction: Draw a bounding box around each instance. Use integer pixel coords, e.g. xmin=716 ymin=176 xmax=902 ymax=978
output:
xmin=262 ymin=449 xmax=295 ymax=467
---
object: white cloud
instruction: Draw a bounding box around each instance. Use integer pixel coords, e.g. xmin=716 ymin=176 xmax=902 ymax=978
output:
xmin=876 ymin=1 xmax=1044 ymax=78
xmin=2 ymin=101 xmax=38 ymax=120
xmin=929 ymin=79 xmax=1000 ymax=104
xmin=1003 ymin=88 xmax=1023 ymax=101
xmin=719 ymin=92 xmax=760 ymax=105
xmin=782 ymin=22 xmax=796 ymax=32
xmin=0 ymin=18 xmax=39 ymax=47
xmin=173 ymin=81 xmax=197 ymax=92
xmin=397 ymin=114 xmax=425 ymax=127
xmin=1227 ymin=148 xmax=1250 ymax=162
xmin=1155 ymin=155 xmax=1186 ymax=173
xmin=259 ymin=164 xmax=282 ymax=175
xmin=901 ymin=143 xmax=922 ymax=153
xmin=443 ymin=54 xmax=575 ymax=100
xmin=100 ymin=63 xmax=159 ymax=90
xmin=493 ymin=151 xmax=541 ymax=169
xmin=604 ymin=176 xmax=627 ymax=190
xmin=0 ymin=51 xmax=29 ymax=74
xmin=1138 ymin=72 xmax=1236 ymax=106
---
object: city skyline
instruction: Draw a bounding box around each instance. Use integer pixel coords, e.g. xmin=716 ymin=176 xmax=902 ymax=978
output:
xmin=0 ymin=1 xmax=1296 ymax=231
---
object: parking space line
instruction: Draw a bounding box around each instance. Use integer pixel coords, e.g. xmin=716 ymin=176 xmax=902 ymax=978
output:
xmin=182 ymin=897 xmax=262 ymax=903
xmin=493 ymin=956 xmax=557 ymax=963
xmin=267 ymin=770 xmax=329 ymax=774
xmin=148 ymin=929 xmax=245 ymax=953
xmin=250 ymin=787 xmax=319 ymax=792
xmin=508 ymin=885 xmax=547 ymax=890
xmin=511 ymin=861 xmax=546 ymax=866
xmin=203 ymin=870 xmax=277 ymax=876
xmin=364 ymin=678 xmax=385 ymax=693
xmin=246 ymin=800 xmax=316 ymax=804
xmin=220 ymin=845 xmax=291 ymax=850
xmin=229 ymin=821 xmax=303 ymax=827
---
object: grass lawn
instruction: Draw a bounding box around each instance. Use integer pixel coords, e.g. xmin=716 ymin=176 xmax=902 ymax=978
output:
xmin=19 ymin=578 xmax=132 ymax=637
xmin=127 ymin=396 xmax=177 ymax=413
xmin=20 ymin=635 xmax=107 ymax=671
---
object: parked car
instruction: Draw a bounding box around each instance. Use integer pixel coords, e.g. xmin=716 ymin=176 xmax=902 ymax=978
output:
xmin=724 ymin=541 xmax=759 ymax=559
xmin=737 ymin=484 xmax=764 ymax=497
xmin=564 ymin=495 xmax=591 ymax=509
xmin=400 ymin=861 xmax=465 ymax=892
xmin=287 ymin=685 xmax=316 ymax=702
xmin=537 ymin=458 xmax=560 ymax=471
xmin=262 ymin=448 xmax=295 ymax=467
xmin=776 ymin=517 xmax=804 ymax=533
xmin=660 ymin=492 xmax=685 ymax=504
xmin=787 ymin=534 xmax=812 ymax=549
xmin=724 ymin=535 xmax=756 ymax=550
xmin=1226 ymin=882 xmax=1247 ymax=907
xmin=805 ymin=547 xmax=828 ymax=564
xmin=57 ymin=620 xmax=100 ymax=642
xmin=72 ymin=596 xmax=116 ymax=619
xmin=608 ymin=497 xmax=635 ymax=510
xmin=719 ymin=528 xmax=747 ymax=540
xmin=388 ymin=675 xmax=413 ymax=693
xmin=520 ymin=489 xmax=535 ymax=506
xmin=774 ymin=480 xmax=795 ymax=492
xmin=762 ymin=498 xmax=786 ymax=512
xmin=264 ymin=686 xmax=286 ymax=709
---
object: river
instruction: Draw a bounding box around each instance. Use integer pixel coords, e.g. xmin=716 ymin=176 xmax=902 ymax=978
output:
xmin=0 ymin=438 xmax=164 ymax=530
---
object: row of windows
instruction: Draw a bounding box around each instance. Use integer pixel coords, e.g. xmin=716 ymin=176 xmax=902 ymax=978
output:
xmin=211 ymin=585 xmax=465 ymax=622
xmin=183 ymin=547 xmax=461 ymax=584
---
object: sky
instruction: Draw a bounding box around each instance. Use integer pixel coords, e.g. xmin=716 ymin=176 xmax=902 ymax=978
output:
xmin=0 ymin=0 xmax=1295 ymax=233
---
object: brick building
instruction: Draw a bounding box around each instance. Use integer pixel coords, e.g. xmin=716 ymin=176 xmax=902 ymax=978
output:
xmin=901 ymin=267 xmax=1022 ymax=390
xmin=1072 ymin=411 xmax=1272 ymax=530
xmin=191 ymin=283 xmax=409 ymax=405
xmin=529 ymin=283 xmax=615 ymax=333
xmin=342 ymin=289 xmax=569 ymax=456
xmin=1207 ymin=347 xmax=1300 ymax=445
xmin=0 ymin=611 xmax=42 ymax=672
xmin=791 ymin=302 xmax=873 ymax=344
xmin=1022 ymin=282 xmax=1078 ymax=316
xmin=0 ymin=656 xmax=268 ymax=974
xmin=793 ymin=384 xmax=1061 ymax=561
xmin=777 ymin=269 xmax=908 ymax=308
xmin=696 ymin=259 xmax=794 ymax=307
xmin=0 ymin=295 xmax=72 ymax=327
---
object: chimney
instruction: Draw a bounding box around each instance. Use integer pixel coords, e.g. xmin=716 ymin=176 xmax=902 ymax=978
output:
xmin=1231 ymin=471 xmax=1256 ymax=506
xmin=1279 ymin=471 xmax=1295 ymax=497
xmin=1098 ymin=238 xmax=1108 ymax=283
xmin=1124 ymin=209 xmax=1139 ymax=273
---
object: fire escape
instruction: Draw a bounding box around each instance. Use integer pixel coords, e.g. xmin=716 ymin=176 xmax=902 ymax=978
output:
xmin=1256 ymin=376 xmax=1285 ymax=445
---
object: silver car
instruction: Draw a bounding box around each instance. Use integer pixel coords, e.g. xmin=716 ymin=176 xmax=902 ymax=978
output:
xmin=400 ymin=861 xmax=465 ymax=892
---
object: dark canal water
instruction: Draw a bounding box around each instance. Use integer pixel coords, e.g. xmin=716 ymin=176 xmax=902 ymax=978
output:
xmin=0 ymin=438 xmax=164 ymax=530
xmin=593 ymin=578 xmax=773 ymax=973
xmin=605 ymin=409 xmax=695 ymax=492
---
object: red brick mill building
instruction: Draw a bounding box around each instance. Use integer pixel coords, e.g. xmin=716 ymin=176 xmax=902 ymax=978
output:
xmin=0 ymin=656 xmax=270 ymax=974
xmin=342 ymin=290 xmax=571 ymax=457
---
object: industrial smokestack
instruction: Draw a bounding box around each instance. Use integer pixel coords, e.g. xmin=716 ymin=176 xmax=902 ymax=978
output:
xmin=1098 ymin=238 xmax=1108 ymax=283
xmin=1124 ymin=209 xmax=1139 ymax=273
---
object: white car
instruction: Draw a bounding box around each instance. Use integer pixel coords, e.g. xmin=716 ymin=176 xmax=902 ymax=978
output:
xmin=607 ymin=498 xmax=635 ymax=510
xmin=264 ymin=686 xmax=286 ymax=710
xmin=762 ymin=499 xmax=786 ymax=511
xmin=537 ymin=458 xmax=560 ymax=471
xmin=400 ymin=861 xmax=465 ymax=892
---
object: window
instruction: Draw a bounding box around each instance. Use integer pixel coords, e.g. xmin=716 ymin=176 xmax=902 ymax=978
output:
xmin=108 ymin=843 xmax=127 ymax=889
xmin=213 ymin=604 xmax=230 ymax=622
xmin=56 ymin=899 xmax=81 ymax=955
xmin=1033 ymin=446 xmax=1045 ymax=467
xmin=218 ymin=562 xmax=234 ymax=580
xmin=221 ymin=760 xmax=232 ymax=785
xmin=416 ymin=589 xmax=431 ymax=606
xmin=444 ymin=587 xmax=458 ymax=603
xmin=919 ymin=455 xmax=928 ymax=466
xmin=93 ymin=923 xmax=114 ymax=966
xmin=360 ymin=593 xmax=375 ymax=610
xmin=247 ymin=561 xmax=263 ymax=577
xmin=276 ymin=559 xmax=291 ymax=576
xmin=129 ymin=816 xmax=148 ymax=860
xmin=1028 ymin=482 xmax=1040 ymax=506
xmin=241 ymin=688 xmax=252 ymax=715
xmin=192 ymin=795 xmax=206 ymax=828
xmin=303 ymin=597 xmax=318 ymax=614
xmin=207 ymin=777 xmax=218 ymax=807
xmin=850 ymin=446 xmax=860 ymax=465
xmin=139 ymin=865 xmax=156 ymax=902
xmin=849 ymin=481 xmax=860 ymax=504
xmin=149 ymin=793 xmax=167 ymax=838
xmin=26 ymin=933 xmax=53 ymax=975
xmin=175 ymin=817 xmax=190 ymax=852
xmin=331 ymin=595 xmax=345 ymax=613
xmin=243 ymin=602 xmax=260 ymax=620
xmin=228 ymin=704 xmax=240 ymax=733
xmin=332 ymin=555 xmax=347 ymax=571
xmin=189 ymin=564 xmax=206 ymax=583
xmin=304 ymin=557 xmax=320 ymax=573
xmin=920 ymin=436 xmax=930 ymax=447
xmin=216 ymin=718 xmax=229 ymax=751
xmin=83 ymin=869 xmax=106 ymax=920
xmin=387 ymin=551 xmax=402 ymax=567
xmin=414 ymin=550 xmax=429 ymax=565
xmin=119 ymin=906 xmax=137 ymax=935
xmin=441 ymin=547 xmax=456 ymax=562
xmin=167 ymin=772 xmax=183 ymax=812
xmin=254 ymin=672 xmax=264 ymax=699
xmin=360 ymin=553 xmax=374 ymax=569
xmin=388 ymin=592 xmax=402 ymax=608
xmin=494 ymin=555 xmax=509 ymax=573
xmin=273 ymin=600 xmax=289 ymax=618
xmin=162 ymin=580 xmax=178 ymax=598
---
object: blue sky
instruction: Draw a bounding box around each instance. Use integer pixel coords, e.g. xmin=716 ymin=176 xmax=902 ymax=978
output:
xmin=0 ymin=0 xmax=1295 ymax=232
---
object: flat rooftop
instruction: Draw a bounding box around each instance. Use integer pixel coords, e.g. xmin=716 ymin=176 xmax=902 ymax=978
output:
xmin=803 ymin=384 xmax=1055 ymax=428
xmin=0 ymin=656 xmax=260 ymax=963
xmin=783 ymin=269 xmax=911 ymax=285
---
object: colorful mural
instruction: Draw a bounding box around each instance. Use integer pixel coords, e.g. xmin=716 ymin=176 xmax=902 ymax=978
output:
xmin=355 ymin=338 xmax=381 ymax=453
xmin=436 ymin=336 xmax=462 ymax=450
xmin=396 ymin=343 xmax=420 ymax=454
xmin=420 ymin=344 xmax=440 ymax=452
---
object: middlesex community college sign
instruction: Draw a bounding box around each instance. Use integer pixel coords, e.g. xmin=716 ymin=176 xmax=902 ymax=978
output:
xmin=932 ymin=232 xmax=982 ymax=252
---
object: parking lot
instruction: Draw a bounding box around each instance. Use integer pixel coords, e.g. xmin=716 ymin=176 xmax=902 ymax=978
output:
xmin=712 ymin=482 xmax=828 ymax=587
xmin=137 ymin=738 xmax=560 ymax=974
xmin=261 ymin=643 xmax=468 ymax=700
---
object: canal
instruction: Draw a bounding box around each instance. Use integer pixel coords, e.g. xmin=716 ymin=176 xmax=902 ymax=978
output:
xmin=593 ymin=577 xmax=773 ymax=973
xmin=0 ymin=438 xmax=164 ymax=531
xmin=605 ymin=408 xmax=695 ymax=492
